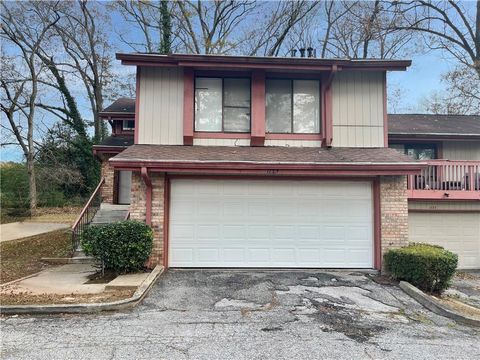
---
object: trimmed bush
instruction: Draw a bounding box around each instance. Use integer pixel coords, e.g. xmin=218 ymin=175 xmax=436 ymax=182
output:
xmin=81 ymin=221 xmax=153 ymax=273
xmin=384 ymin=243 xmax=458 ymax=294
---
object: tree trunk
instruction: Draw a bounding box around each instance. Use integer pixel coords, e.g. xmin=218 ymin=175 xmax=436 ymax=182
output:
xmin=26 ymin=153 xmax=37 ymax=214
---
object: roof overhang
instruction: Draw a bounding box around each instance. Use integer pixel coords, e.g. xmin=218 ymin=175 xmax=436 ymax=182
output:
xmin=389 ymin=133 xmax=480 ymax=141
xmin=109 ymin=159 xmax=424 ymax=176
xmin=99 ymin=112 xmax=135 ymax=120
xmin=93 ymin=145 xmax=128 ymax=156
xmin=116 ymin=53 xmax=411 ymax=72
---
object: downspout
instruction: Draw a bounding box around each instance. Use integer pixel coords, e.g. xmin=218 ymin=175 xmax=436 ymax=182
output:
xmin=141 ymin=166 xmax=152 ymax=226
xmin=324 ymin=65 xmax=338 ymax=148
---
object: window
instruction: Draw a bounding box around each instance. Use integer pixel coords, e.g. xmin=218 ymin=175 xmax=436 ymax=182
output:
xmin=266 ymin=79 xmax=320 ymax=134
xmin=195 ymin=77 xmax=250 ymax=132
xmin=122 ymin=120 xmax=135 ymax=130
xmin=389 ymin=143 xmax=437 ymax=160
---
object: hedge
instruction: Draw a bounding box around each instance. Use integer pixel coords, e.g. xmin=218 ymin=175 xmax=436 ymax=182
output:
xmin=384 ymin=243 xmax=458 ymax=294
xmin=81 ymin=221 xmax=153 ymax=273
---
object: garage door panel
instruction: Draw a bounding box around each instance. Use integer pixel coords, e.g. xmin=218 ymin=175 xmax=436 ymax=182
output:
xmin=409 ymin=213 xmax=480 ymax=269
xmin=170 ymin=179 xmax=373 ymax=268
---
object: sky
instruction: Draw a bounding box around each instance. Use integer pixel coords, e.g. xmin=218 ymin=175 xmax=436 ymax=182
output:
xmin=0 ymin=2 xmax=458 ymax=163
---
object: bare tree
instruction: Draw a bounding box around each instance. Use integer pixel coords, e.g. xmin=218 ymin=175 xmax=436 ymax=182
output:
xmin=1 ymin=5 xmax=59 ymax=212
xmin=173 ymin=0 xmax=256 ymax=54
xmin=244 ymin=1 xmax=319 ymax=56
xmin=392 ymin=0 xmax=480 ymax=78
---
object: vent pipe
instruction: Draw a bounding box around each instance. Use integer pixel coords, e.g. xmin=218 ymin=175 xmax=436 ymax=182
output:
xmin=299 ymin=48 xmax=306 ymax=57
xmin=290 ymin=49 xmax=297 ymax=57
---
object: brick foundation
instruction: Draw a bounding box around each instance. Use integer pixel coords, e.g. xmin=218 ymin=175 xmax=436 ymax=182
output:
xmin=380 ymin=175 xmax=409 ymax=261
xmin=130 ymin=171 xmax=165 ymax=268
xmin=100 ymin=155 xmax=115 ymax=204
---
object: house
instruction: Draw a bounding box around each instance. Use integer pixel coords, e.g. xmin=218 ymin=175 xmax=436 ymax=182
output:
xmin=87 ymin=52 xmax=429 ymax=271
xmin=388 ymin=114 xmax=480 ymax=269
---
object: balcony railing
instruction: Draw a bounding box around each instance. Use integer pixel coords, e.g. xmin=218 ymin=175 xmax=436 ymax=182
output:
xmin=407 ymin=160 xmax=480 ymax=200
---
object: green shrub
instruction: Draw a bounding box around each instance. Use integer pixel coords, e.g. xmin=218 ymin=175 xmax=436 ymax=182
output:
xmin=81 ymin=221 xmax=153 ymax=273
xmin=384 ymin=243 xmax=458 ymax=294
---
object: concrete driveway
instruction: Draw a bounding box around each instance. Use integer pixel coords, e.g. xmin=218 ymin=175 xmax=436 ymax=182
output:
xmin=0 ymin=222 xmax=69 ymax=242
xmin=2 ymin=270 xmax=480 ymax=359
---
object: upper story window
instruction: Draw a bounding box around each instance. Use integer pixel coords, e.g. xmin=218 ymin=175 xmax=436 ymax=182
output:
xmin=122 ymin=120 xmax=135 ymax=130
xmin=195 ymin=77 xmax=251 ymax=133
xmin=390 ymin=143 xmax=437 ymax=160
xmin=266 ymin=79 xmax=320 ymax=134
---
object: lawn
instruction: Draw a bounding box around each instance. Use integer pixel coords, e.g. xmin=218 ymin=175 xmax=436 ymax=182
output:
xmin=1 ymin=206 xmax=82 ymax=225
xmin=0 ymin=229 xmax=73 ymax=284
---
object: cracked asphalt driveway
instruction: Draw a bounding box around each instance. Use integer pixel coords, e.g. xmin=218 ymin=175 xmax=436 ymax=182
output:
xmin=2 ymin=270 xmax=480 ymax=359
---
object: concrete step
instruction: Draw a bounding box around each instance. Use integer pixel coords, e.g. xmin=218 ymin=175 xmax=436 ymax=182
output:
xmin=90 ymin=204 xmax=129 ymax=226
xmin=100 ymin=203 xmax=129 ymax=211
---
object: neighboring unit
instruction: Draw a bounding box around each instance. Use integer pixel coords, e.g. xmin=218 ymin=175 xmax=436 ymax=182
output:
xmin=389 ymin=114 xmax=480 ymax=269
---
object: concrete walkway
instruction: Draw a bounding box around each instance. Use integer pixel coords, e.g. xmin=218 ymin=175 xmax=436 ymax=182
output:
xmin=0 ymin=222 xmax=69 ymax=243
xmin=1 ymin=264 xmax=105 ymax=295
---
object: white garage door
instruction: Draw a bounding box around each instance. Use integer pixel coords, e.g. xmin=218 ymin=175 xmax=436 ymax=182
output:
xmin=169 ymin=179 xmax=373 ymax=268
xmin=409 ymin=213 xmax=480 ymax=269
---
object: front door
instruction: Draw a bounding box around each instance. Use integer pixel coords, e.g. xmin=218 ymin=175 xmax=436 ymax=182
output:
xmin=117 ymin=171 xmax=132 ymax=205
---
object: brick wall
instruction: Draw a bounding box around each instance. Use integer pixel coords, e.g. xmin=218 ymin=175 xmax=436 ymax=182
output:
xmin=380 ymin=175 xmax=409 ymax=259
xmin=130 ymin=171 xmax=165 ymax=268
xmin=100 ymin=155 xmax=115 ymax=204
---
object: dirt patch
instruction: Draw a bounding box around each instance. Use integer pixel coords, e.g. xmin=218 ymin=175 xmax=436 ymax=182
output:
xmin=0 ymin=230 xmax=72 ymax=284
xmin=455 ymin=272 xmax=480 ymax=281
xmin=368 ymin=274 xmax=398 ymax=286
xmin=436 ymin=297 xmax=480 ymax=320
xmin=0 ymin=289 xmax=135 ymax=305
xmin=85 ymin=270 xmax=119 ymax=284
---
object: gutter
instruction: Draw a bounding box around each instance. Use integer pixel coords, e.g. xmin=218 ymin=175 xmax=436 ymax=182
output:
xmin=140 ymin=167 xmax=152 ymax=226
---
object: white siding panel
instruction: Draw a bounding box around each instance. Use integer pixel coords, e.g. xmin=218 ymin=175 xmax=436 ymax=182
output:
xmin=409 ymin=201 xmax=480 ymax=212
xmin=193 ymin=138 xmax=250 ymax=146
xmin=443 ymin=141 xmax=480 ymax=160
xmin=264 ymin=139 xmax=322 ymax=147
xmin=138 ymin=67 xmax=184 ymax=145
xmin=332 ymin=72 xmax=384 ymax=147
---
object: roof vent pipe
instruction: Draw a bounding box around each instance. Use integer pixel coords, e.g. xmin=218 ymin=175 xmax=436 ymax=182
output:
xmin=299 ymin=48 xmax=306 ymax=57
xmin=307 ymin=47 xmax=314 ymax=58
xmin=291 ymin=49 xmax=297 ymax=57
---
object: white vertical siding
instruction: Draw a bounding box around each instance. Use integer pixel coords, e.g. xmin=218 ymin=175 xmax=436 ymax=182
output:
xmin=442 ymin=141 xmax=480 ymax=160
xmin=138 ymin=67 xmax=184 ymax=145
xmin=331 ymin=72 xmax=385 ymax=147
xmin=193 ymin=138 xmax=250 ymax=146
xmin=264 ymin=140 xmax=322 ymax=147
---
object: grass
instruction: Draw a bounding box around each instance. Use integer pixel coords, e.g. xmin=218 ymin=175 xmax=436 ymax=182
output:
xmin=0 ymin=229 xmax=73 ymax=284
xmin=1 ymin=206 xmax=82 ymax=225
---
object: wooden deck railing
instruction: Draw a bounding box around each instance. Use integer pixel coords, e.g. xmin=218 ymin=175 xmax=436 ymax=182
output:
xmin=71 ymin=177 xmax=105 ymax=251
xmin=407 ymin=160 xmax=480 ymax=200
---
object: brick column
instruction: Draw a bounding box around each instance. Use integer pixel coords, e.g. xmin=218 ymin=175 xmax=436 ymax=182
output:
xmin=380 ymin=175 xmax=409 ymax=262
xmin=130 ymin=171 xmax=165 ymax=268
xmin=100 ymin=155 xmax=115 ymax=204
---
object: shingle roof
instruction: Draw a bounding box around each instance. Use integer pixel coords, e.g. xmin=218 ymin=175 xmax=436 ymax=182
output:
xmin=95 ymin=135 xmax=134 ymax=148
xmin=101 ymin=98 xmax=135 ymax=114
xmin=388 ymin=114 xmax=480 ymax=137
xmin=111 ymin=144 xmax=418 ymax=165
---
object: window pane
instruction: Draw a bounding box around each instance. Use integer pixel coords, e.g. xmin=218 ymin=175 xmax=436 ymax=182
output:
xmin=293 ymin=80 xmax=320 ymax=133
xmin=266 ymin=79 xmax=292 ymax=133
xmin=405 ymin=145 xmax=436 ymax=160
xmin=123 ymin=120 xmax=135 ymax=130
xmin=224 ymin=78 xmax=250 ymax=132
xmin=195 ymin=78 xmax=222 ymax=131
xmin=389 ymin=144 xmax=405 ymax=153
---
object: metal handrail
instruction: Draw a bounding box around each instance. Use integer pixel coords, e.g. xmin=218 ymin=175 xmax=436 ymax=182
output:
xmin=71 ymin=177 xmax=105 ymax=251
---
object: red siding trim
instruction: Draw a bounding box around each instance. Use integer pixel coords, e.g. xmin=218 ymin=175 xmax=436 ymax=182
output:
xmin=134 ymin=68 xmax=140 ymax=144
xmin=389 ymin=135 xmax=480 ymax=141
xmin=194 ymin=132 xmax=250 ymax=139
xmin=251 ymin=70 xmax=266 ymax=146
xmin=409 ymin=209 xmax=480 ymax=214
xmin=383 ymin=72 xmax=388 ymax=148
xmin=163 ymin=175 xmax=170 ymax=268
xmin=141 ymin=167 xmax=152 ymax=226
xmin=373 ymin=178 xmax=382 ymax=270
xmin=177 ymin=61 xmax=333 ymax=71
xmin=265 ymin=134 xmax=322 ymax=141
xmin=183 ymin=68 xmax=194 ymax=145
